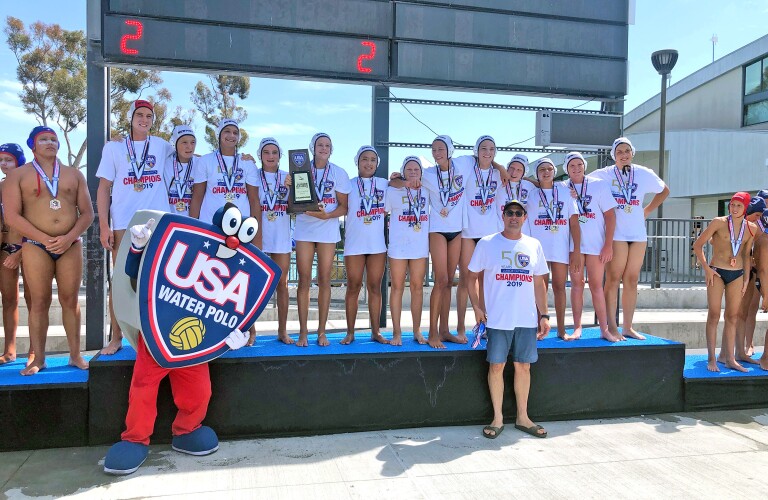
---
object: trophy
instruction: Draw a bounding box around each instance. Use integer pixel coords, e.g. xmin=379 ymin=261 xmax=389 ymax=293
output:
xmin=287 ymin=148 xmax=320 ymax=213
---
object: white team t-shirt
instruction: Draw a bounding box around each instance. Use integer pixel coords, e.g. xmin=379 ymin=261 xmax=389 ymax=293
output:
xmin=526 ymin=185 xmax=579 ymax=264
xmin=257 ymin=168 xmax=291 ymax=254
xmin=495 ymin=179 xmax=536 ymax=236
xmin=560 ymin=178 xmax=618 ymax=255
xmin=462 ymin=161 xmax=503 ymax=238
xmin=164 ymin=156 xmax=195 ymax=217
xmin=385 ymin=186 xmax=430 ymax=260
xmin=468 ymin=232 xmax=549 ymax=329
xmin=589 ymin=164 xmax=665 ymax=242
xmin=344 ymin=176 xmax=387 ymax=256
xmin=192 ymin=152 xmax=259 ymax=223
xmin=96 ymin=136 xmax=173 ymax=230
xmin=421 ymin=156 xmax=473 ymax=233
xmin=293 ymin=162 xmax=352 ymax=244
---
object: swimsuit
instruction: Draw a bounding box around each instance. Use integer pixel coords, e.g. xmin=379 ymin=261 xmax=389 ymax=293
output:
xmin=22 ymin=237 xmax=81 ymax=262
xmin=710 ymin=266 xmax=744 ymax=286
xmin=436 ymin=231 xmax=461 ymax=243
xmin=0 ymin=242 xmax=21 ymax=255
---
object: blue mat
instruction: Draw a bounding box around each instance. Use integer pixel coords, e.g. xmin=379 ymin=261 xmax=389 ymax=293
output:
xmin=684 ymin=353 xmax=768 ymax=379
xmin=94 ymin=327 xmax=679 ymax=363
xmin=0 ymin=355 xmax=91 ymax=388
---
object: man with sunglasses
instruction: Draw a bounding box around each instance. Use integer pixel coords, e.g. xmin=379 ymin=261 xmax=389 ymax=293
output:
xmin=468 ymin=200 xmax=550 ymax=439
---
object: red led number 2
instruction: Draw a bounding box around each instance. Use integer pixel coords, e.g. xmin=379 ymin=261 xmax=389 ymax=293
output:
xmin=357 ymin=41 xmax=376 ymax=74
xmin=120 ymin=19 xmax=144 ymax=56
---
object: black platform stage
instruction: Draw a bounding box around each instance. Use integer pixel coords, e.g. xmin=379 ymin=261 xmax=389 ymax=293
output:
xmin=683 ymin=354 xmax=768 ymax=411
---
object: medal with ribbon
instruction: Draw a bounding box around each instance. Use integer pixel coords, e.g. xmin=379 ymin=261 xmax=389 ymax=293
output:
xmin=506 ymin=181 xmax=521 ymax=203
xmin=216 ymin=150 xmax=238 ymax=201
xmin=125 ymin=136 xmax=151 ymax=191
xmin=570 ymin=179 xmax=589 ymax=224
xmin=32 ymin=159 xmax=61 ymax=210
xmin=614 ymin=165 xmax=635 ymax=213
xmin=474 ymin=160 xmax=493 ymax=213
xmin=311 ymin=161 xmax=331 ymax=203
xmin=406 ymin=187 xmax=422 ymax=230
xmin=261 ymin=169 xmax=281 ymax=216
xmin=171 ymin=154 xmax=192 ymax=211
xmin=357 ymin=176 xmax=376 ymax=215
xmin=436 ymin=162 xmax=454 ymax=209
xmin=539 ymin=187 xmax=560 ymax=232
xmin=728 ymin=215 xmax=746 ymax=268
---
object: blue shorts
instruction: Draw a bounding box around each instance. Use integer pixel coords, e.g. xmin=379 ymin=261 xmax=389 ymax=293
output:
xmin=486 ymin=327 xmax=538 ymax=364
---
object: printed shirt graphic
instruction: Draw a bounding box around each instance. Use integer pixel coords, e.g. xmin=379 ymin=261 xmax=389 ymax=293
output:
xmin=192 ymin=152 xmax=259 ymax=223
xmin=525 ymin=185 xmax=579 ymax=264
xmin=468 ymin=233 xmax=549 ymax=329
xmin=344 ymin=176 xmax=387 ymax=256
xmin=164 ymin=159 xmax=195 ymax=217
xmin=258 ymin=168 xmax=291 ymax=254
xmin=293 ymin=162 xmax=352 ymax=244
xmin=421 ymin=155 xmax=473 ymax=233
xmin=96 ymin=136 xmax=174 ymax=230
xmin=559 ymin=178 xmax=618 ymax=255
xmin=462 ymin=161 xmax=502 ymax=238
xmin=385 ymin=186 xmax=430 ymax=260
xmin=589 ymin=164 xmax=665 ymax=242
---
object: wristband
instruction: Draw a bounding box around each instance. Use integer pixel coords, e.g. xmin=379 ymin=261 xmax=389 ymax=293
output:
xmin=540 ymin=314 xmax=550 ymax=321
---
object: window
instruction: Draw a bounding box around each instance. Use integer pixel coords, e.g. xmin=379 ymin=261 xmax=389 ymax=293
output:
xmin=745 ymin=60 xmax=762 ymax=95
xmin=743 ymin=56 xmax=768 ymax=126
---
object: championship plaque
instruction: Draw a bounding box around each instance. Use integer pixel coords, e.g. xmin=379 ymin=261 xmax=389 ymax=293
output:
xmin=287 ymin=149 xmax=320 ymax=213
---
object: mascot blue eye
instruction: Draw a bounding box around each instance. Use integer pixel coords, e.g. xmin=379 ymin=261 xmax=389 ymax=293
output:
xmin=238 ymin=217 xmax=259 ymax=244
xmin=221 ymin=207 xmax=242 ymax=236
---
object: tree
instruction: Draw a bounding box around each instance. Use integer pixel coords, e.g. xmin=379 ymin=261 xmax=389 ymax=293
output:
xmin=190 ymin=75 xmax=250 ymax=150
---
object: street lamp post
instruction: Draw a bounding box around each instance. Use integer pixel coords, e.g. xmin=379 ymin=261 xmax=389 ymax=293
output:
xmin=651 ymin=49 xmax=678 ymax=288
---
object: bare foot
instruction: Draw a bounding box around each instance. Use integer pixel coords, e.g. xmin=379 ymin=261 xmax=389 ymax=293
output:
xmin=736 ymin=355 xmax=759 ymax=365
xmin=622 ymin=328 xmax=646 ymax=340
xmin=427 ymin=333 xmax=446 ymax=349
xmin=725 ymin=359 xmax=748 ymax=373
xmin=441 ymin=332 xmax=468 ymax=344
xmin=600 ymin=329 xmax=621 ymax=343
xmin=26 ymin=352 xmax=36 ymax=367
xmin=483 ymin=419 xmax=505 ymax=438
xmin=69 ymin=355 xmax=89 ymax=370
xmin=296 ymin=333 xmax=309 ymax=347
xmin=100 ymin=338 xmax=123 ymax=355
xmin=707 ymin=360 xmax=720 ymax=372
xmin=413 ymin=332 xmax=426 ymax=345
xmin=340 ymin=333 xmax=355 ymax=345
xmin=246 ymin=331 xmax=256 ymax=347
xmin=608 ymin=328 xmax=626 ymax=341
xmin=760 ymin=357 xmax=768 ymax=371
xmin=717 ymin=354 xmax=726 ymax=364
xmin=747 ymin=346 xmax=755 ymax=356
xmin=390 ymin=333 xmax=403 ymax=346
xmin=558 ymin=330 xmax=577 ymax=341
xmin=278 ymin=332 xmax=295 ymax=345
xmin=317 ymin=333 xmax=330 ymax=347
xmin=371 ymin=333 xmax=390 ymax=345
xmin=20 ymin=361 xmax=47 ymax=376
xmin=570 ymin=327 xmax=582 ymax=340
xmin=0 ymin=353 xmax=16 ymax=364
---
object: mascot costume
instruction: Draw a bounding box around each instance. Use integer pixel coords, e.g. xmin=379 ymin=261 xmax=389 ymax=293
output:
xmin=103 ymin=204 xmax=280 ymax=475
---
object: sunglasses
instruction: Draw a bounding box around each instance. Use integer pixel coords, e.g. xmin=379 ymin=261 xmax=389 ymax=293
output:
xmin=504 ymin=209 xmax=525 ymax=217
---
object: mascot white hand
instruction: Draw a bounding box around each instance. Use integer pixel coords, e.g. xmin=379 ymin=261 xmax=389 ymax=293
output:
xmin=129 ymin=218 xmax=155 ymax=249
xmin=224 ymin=328 xmax=249 ymax=350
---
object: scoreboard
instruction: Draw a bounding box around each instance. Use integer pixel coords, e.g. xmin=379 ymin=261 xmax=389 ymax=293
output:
xmin=102 ymin=0 xmax=628 ymax=98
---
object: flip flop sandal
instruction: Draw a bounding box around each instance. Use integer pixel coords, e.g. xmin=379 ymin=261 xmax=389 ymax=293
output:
xmin=515 ymin=424 xmax=547 ymax=438
xmin=482 ymin=425 xmax=504 ymax=439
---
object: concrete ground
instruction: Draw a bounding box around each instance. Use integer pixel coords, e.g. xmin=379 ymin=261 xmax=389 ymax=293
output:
xmin=1 ymin=408 xmax=767 ymax=499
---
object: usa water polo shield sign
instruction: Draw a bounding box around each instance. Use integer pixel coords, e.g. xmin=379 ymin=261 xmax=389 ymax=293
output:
xmin=138 ymin=215 xmax=280 ymax=368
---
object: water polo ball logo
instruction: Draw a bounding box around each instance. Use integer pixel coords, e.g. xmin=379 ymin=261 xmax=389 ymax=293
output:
xmin=169 ymin=316 xmax=206 ymax=351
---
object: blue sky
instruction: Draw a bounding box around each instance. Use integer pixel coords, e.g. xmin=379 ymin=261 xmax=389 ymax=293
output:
xmin=0 ymin=0 xmax=766 ymax=177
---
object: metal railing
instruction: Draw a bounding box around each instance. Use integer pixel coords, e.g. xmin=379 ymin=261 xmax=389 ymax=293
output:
xmin=643 ymin=218 xmax=712 ymax=286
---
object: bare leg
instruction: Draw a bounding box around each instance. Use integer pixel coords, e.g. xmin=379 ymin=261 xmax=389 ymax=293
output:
xmin=365 ymin=253 xmax=387 ymax=344
xmin=721 ymin=277 xmax=748 ymax=372
xmin=409 ymin=258 xmax=427 ymax=344
xmin=745 ymin=289 xmax=760 ymax=356
xmin=342 ymin=254 xmax=366 ymax=345
xmin=101 ymin=230 xmax=125 ymax=355
xmin=485 ymin=362 xmax=506 ymax=437
xmin=513 ymin=362 xmax=545 ymax=435
xmin=0 ymin=253 xmax=20 ymax=363
xmin=584 ymin=255 xmax=619 ymax=342
xmin=427 ymin=234 xmax=448 ymax=349
xmin=620 ymin=241 xmax=647 ymax=340
xmin=55 ymin=241 xmax=88 ymax=370
xmin=705 ymin=277 xmax=725 ymax=372
xmin=551 ymin=263 xmax=570 ymax=339
xmin=389 ymin=258 xmax=407 ymax=346
xmin=19 ymin=243 xmax=54 ymax=375
xmin=440 ymin=236 xmax=464 ymax=344
xmin=295 ymin=241 xmax=316 ymax=347
xmin=455 ymin=238 xmax=476 ymax=341
xmin=605 ymin=241 xmax=628 ymax=340
xmin=314 ymin=243 xmax=336 ymax=346
xmin=269 ymin=252 xmax=293 ymax=344
xmin=569 ymin=254 xmax=586 ymax=340
xmin=760 ymin=330 xmax=768 ymax=370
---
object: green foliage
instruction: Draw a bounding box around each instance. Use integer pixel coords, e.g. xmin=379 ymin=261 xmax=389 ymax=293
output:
xmin=190 ymin=75 xmax=250 ymax=150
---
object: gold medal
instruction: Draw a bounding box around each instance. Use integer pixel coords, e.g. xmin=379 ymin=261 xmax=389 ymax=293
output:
xmin=224 ymin=192 xmax=235 ymax=202
xmin=578 ymin=215 xmax=587 ymax=224
xmin=481 ymin=205 xmax=487 ymax=214
xmin=730 ymin=257 xmax=737 ymax=267
xmin=267 ymin=211 xmax=277 ymax=222
xmin=624 ymin=205 xmax=632 ymax=213
xmin=364 ymin=216 xmax=372 ymax=225
xmin=133 ymin=181 xmax=144 ymax=192
xmin=440 ymin=208 xmax=448 ymax=218
xmin=550 ymin=224 xmax=559 ymax=233
xmin=414 ymin=222 xmax=421 ymax=232
xmin=176 ymin=201 xmax=186 ymax=212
